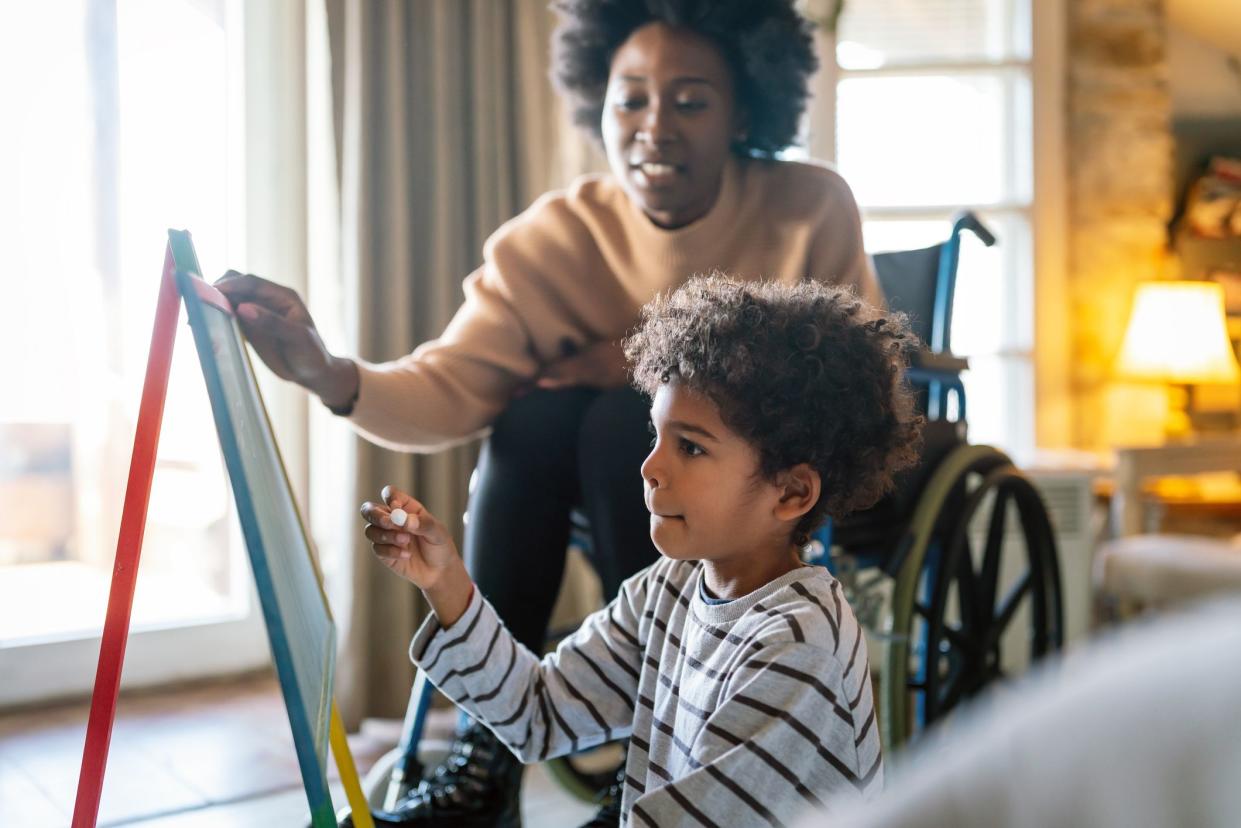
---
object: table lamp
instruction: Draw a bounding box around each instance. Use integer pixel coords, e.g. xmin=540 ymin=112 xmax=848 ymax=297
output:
xmin=1115 ymin=281 xmax=1241 ymax=438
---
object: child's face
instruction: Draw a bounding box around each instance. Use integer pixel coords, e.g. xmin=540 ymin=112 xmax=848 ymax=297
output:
xmin=641 ymin=382 xmax=790 ymax=562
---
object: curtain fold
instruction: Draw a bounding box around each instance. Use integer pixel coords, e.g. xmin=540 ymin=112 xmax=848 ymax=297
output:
xmin=316 ymin=0 xmax=601 ymax=727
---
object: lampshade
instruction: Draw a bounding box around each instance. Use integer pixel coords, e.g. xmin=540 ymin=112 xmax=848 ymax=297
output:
xmin=1116 ymin=281 xmax=1241 ymax=385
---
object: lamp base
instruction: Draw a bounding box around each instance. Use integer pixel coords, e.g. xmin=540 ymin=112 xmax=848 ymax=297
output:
xmin=1162 ymin=384 xmax=1193 ymax=442
xmin=1166 ymin=384 xmax=1241 ymax=441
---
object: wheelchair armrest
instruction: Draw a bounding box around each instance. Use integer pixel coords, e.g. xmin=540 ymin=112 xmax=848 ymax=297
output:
xmin=910 ymin=349 xmax=969 ymax=374
xmin=908 ymin=350 xmax=970 ymax=422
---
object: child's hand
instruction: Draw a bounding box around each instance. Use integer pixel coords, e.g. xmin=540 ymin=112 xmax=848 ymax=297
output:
xmin=361 ymin=486 xmax=474 ymax=626
xmin=360 ymin=486 xmax=460 ymax=591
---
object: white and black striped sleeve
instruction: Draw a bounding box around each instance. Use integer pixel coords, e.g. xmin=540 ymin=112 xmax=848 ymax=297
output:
xmin=409 ymin=577 xmax=648 ymax=764
xmin=628 ymin=641 xmax=878 ymax=828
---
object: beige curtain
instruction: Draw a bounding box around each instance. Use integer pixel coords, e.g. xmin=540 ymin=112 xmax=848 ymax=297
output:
xmin=316 ymin=0 xmax=603 ymax=727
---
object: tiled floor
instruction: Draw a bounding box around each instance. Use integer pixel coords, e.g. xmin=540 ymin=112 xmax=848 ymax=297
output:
xmin=0 ymin=673 xmax=595 ymax=827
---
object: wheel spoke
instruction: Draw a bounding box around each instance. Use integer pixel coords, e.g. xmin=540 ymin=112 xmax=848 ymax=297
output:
xmin=938 ymin=660 xmax=973 ymax=711
xmin=943 ymin=622 xmax=976 ymax=654
xmin=978 ymin=486 xmax=1008 ymax=611
xmin=953 ymin=539 xmax=982 ymax=631
xmin=989 ymin=572 xmax=1032 ymax=646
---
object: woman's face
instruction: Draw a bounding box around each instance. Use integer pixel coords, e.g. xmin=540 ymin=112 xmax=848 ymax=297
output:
xmin=602 ymin=22 xmax=742 ymax=229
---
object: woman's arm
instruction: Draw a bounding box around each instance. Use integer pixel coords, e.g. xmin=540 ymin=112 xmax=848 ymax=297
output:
xmin=212 ymin=261 xmax=538 ymax=451
xmin=217 ymin=191 xmax=609 ymax=452
xmin=214 ymin=272 xmax=361 ymax=410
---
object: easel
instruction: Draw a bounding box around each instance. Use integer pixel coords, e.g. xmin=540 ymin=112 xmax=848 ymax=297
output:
xmin=71 ymin=234 xmax=374 ymax=828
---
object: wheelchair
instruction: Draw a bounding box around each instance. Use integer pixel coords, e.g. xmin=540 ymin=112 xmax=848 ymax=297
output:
xmin=361 ymin=212 xmax=1065 ymax=812
xmin=824 ymin=212 xmax=1063 ymax=750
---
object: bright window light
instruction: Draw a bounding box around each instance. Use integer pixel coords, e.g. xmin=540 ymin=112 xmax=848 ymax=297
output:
xmin=0 ymin=0 xmax=244 ymax=645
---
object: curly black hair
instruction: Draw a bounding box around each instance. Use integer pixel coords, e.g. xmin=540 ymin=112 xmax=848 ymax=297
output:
xmin=625 ymin=274 xmax=925 ymax=546
xmin=551 ymin=0 xmax=818 ymax=158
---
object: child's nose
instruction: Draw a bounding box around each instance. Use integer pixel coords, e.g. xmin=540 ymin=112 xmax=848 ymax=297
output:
xmin=640 ymin=447 xmax=663 ymax=490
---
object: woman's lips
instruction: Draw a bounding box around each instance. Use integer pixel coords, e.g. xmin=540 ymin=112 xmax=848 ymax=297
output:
xmin=631 ymin=161 xmax=682 ymax=188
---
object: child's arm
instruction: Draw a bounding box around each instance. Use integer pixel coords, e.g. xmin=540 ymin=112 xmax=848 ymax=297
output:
xmin=362 ymin=486 xmax=649 ymax=763
xmin=410 ymin=584 xmax=647 ymax=763
xmin=360 ymin=486 xmax=473 ymax=626
xmin=627 ymin=641 xmax=883 ymax=827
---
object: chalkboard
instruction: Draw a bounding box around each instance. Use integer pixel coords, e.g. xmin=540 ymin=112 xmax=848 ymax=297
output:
xmin=170 ymin=230 xmax=338 ymax=827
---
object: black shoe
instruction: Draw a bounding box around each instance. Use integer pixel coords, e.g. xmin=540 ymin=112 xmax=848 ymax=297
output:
xmin=576 ymin=751 xmax=625 ymax=828
xmin=337 ymin=722 xmax=523 ymax=827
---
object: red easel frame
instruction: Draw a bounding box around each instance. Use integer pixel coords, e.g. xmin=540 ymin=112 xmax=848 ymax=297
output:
xmin=71 ymin=243 xmax=181 ymax=827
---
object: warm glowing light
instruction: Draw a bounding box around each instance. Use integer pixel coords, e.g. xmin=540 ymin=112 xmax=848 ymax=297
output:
xmin=1116 ymin=282 xmax=1241 ymax=385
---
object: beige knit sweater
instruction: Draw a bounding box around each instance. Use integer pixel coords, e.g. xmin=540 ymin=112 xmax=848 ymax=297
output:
xmin=348 ymin=157 xmax=878 ymax=451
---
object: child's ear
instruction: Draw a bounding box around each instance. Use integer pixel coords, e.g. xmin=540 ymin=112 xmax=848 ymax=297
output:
xmin=773 ymin=463 xmax=820 ymax=522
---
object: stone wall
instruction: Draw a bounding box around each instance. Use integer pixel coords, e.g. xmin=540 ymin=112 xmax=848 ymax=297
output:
xmin=1067 ymin=0 xmax=1175 ymax=447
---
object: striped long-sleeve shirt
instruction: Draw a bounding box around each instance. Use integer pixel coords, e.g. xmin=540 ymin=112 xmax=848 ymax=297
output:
xmin=410 ymin=557 xmax=883 ymax=827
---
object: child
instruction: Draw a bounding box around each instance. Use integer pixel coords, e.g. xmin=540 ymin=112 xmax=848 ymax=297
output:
xmin=360 ymin=275 xmax=922 ymax=827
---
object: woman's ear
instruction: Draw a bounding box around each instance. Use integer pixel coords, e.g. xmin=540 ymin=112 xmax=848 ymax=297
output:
xmin=773 ymin=463 xmax=820 ymax=522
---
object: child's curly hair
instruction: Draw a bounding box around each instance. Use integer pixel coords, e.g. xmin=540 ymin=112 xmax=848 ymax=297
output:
xmin=625 ymin=274 xmax=924 ymax=546
xmin=551 ymin=0 xmax=818 ymax=158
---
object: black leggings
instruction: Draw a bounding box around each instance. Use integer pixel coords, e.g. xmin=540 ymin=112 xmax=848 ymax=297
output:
xmin=462 ymin=387 xmax=658 ymax=654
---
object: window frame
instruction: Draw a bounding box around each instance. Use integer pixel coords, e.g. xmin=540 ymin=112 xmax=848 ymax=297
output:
xmin=808 ymin=0 xmax=1068 ymax=454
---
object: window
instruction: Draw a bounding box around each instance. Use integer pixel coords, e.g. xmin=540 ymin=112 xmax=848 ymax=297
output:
xmin=831 ymin=0 xmax=1037 ymax=456
xmin=0 ymin=0 xmax=273 ymax=705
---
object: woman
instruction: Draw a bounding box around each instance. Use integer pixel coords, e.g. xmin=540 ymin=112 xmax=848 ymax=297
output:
xmin=217 ymin=2 xmax=877 ymax=826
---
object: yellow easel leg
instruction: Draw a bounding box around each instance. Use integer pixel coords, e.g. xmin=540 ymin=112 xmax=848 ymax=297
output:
xmin=330 ymin=699 xmax=375 ymax=828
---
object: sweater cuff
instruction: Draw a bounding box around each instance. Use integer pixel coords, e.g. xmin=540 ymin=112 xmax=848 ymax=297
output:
xmin=345 ymin=359 xmax=383 ymax=426
xmin=409 ymin=586 xmax=487 ymax=672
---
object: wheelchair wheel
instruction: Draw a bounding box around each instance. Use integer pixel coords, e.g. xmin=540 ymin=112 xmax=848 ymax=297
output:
xmin=882 ymin=444 xmax=1063 ymax=750
xmin=362 ymin=739 xmax=451 ymax=811
xmin=544 ymin=741 xmax=625 ymax=804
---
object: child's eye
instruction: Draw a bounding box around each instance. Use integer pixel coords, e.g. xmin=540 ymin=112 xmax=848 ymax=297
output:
xmin=678 ymin=438 xmax=705 ymax=457
xmin=616 ymin=96 xmax=646 ymax=111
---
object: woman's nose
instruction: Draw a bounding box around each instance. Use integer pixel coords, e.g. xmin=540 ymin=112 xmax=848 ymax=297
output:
xmin=639 ymin=99 xmax=674 ymax=144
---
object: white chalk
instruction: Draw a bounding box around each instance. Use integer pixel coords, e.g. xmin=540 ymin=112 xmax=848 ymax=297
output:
xmin=389 ymin=508 xmax=408 ymax=528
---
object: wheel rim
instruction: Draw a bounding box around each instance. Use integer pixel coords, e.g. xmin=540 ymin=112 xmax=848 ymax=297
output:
xmin=544 ymin=742 xmax=625 ymax=805
xmin=921 ymin=467 xmax=1063 ymax=722
xmin=882 ymin=444 xmax=1011 ymax=751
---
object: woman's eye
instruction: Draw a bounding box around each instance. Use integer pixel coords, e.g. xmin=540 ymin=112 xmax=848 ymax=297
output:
xmin=616 ymin=97 xmax=646 ymax=111
xmin=675 ymin=99 xmax=707 ymax=112
xmin=679 ymin=438 xmax=704 ymax=457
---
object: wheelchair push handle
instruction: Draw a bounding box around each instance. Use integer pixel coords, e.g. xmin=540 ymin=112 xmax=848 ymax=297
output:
xmin=951 ymin=211 xmax=997 ymax=247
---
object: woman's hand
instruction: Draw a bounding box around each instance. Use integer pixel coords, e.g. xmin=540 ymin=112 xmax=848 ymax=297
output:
xmin=360 ymin=486 xmax=474 ymax=626
xmin=214 ymin=271 xmax=359 ymax=409
xmin=534 ymin=339 xmax=629 ymax=391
